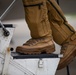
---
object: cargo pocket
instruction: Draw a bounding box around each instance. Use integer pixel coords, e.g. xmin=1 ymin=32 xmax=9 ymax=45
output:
xmin=22 ymin=0 xmax=51 ymax=38
xmin=23 ymin=0 xmax=44 ymax=23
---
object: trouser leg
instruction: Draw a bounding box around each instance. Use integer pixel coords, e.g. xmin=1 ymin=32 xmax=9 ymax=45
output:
xmin=47 ymin=0 xmax=76 ymax=45
xmin=46 ymin=0 xmax=76 ymax=70
xmin=16 ymin=0 xmax=55 ymax=54
xmin=22 ymin=0 xmax=52 ymax=39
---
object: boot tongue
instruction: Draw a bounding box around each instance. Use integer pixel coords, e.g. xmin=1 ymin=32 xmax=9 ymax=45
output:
xmin=23 ymin=38 xmax=45 ymax=46
xmin=23 ymin=37 xmax=52 ymax=46
xmin=23 ymin=39 xmax=38 ymax=46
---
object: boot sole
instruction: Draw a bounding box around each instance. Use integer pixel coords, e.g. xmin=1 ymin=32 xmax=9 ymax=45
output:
xmin=16 ymin=45 xmax=55 ymax=55
xmin=58 ymin=47 xmax=76 ymax=70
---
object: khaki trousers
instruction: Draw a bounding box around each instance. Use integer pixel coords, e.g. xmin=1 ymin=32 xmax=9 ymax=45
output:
xmin=22 ymin=0 xmax=76 ymax=45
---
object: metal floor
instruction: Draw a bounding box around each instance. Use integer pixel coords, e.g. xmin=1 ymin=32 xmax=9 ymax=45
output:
xmin=0 ymin=0 xmax=76 ymax=75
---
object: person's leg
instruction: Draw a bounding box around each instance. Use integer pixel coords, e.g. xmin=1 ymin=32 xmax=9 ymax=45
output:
xmin=47 ymin=0 xmax=76 ymax=70
xmin=16 ymin=0 xmax=55 ymax=54
xmin=47 ymin=0 xmax=75 ymax=45
xmin=22 ymin=0 xmax=52 ymax=38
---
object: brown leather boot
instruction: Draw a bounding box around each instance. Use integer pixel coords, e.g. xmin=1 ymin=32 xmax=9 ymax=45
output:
xmin=16 ymin=37 xmax=55 ymax=54
xmin=58 ymin=33 xmax=76 ymax=70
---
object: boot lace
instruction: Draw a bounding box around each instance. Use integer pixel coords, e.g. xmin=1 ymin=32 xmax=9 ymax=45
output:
xmin=23 ymin=38 xmax=45 ymax=46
